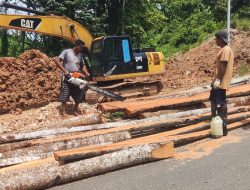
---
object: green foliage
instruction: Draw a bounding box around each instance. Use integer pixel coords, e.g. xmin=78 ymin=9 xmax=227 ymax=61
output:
xmin=232 ymin=18 xmax=250 ymax=31
xmin=155 ymin=0 xmax=221 ymax=57
xmin=0 ymin=0 xmax=249 ymax=58
xmin=238 ymin=64 xmax=250 ymax=76
xmin=105 ymin=112 xmax=125 ymax=122
xmin=0 ymin=30 xmax=9 ymax=56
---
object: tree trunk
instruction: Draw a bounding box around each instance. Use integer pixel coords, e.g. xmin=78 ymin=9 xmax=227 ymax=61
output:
xmin=0 ymin=131 xmax=131 ymax=167
xmin=0 ymin=112 xmax=103 ymax=144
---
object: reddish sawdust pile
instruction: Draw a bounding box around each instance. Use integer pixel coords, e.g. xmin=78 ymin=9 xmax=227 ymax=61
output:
xmin=153 ymin=30 xmax=250 ymax=93
xmin=174 ymin=131 xmax=248 ymax=161
xmin=0 ymin=50 xmax=61 ymax=114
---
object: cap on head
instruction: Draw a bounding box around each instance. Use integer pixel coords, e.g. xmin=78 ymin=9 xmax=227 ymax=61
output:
xmin=74 ymin=39 xmax=85 ymax=46
xmin=215 ymin=30 xmax=229 ymax=44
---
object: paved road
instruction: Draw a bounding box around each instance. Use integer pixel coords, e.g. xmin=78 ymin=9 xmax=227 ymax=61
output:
xmin=50 ymin=126 xmax=250 ymax=190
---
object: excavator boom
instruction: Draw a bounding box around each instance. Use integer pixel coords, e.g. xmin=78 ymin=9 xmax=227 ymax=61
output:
xmin=0 ymin=14 xmax=93 ymax=49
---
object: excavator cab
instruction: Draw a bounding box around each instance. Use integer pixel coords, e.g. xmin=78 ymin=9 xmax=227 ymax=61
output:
xmin=90 ymin=36 xmax=134 ymax=77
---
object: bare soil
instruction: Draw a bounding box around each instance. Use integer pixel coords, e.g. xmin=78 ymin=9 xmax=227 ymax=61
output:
xmin=0 ymin=30 xmax=249 ymax=133
xmin=153 ymin=30 xmax=250 ymax=93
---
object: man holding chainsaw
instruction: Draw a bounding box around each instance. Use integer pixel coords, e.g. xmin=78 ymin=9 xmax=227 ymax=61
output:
xmin=209 ymin=30 xmax=234 ymax=136
xmin=55 ymin=39 xmax=90 ymax=117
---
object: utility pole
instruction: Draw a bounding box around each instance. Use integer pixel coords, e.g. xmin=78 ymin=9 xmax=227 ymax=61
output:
xmin=227 ymin=0 xmax=231 ymax=44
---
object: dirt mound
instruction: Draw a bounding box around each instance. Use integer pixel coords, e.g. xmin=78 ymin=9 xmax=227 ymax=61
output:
xmin=154 ymin=30 xmax=250 ymax=93
xmin=0 ymin=49 xmax=61 ymax=114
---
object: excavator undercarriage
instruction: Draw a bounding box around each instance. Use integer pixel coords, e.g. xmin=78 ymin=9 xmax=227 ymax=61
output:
xmin=85 ymin=79 xmax=163 ymax=104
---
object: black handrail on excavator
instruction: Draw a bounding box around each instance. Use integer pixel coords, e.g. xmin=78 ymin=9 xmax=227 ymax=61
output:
xmin=0 ymin=2 xmax=48 ymax=16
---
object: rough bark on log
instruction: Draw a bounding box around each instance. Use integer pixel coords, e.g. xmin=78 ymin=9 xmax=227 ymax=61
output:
xmin=1 ymin=142 xmax=174 ymax=190
xmin=0 ymin=131 xmax=131 ymax=167
xmin=0 ymin=141 xmax=31 ymax=153
xmin=1 ymin=101 xmax=248 ymax=146
xmin=47 ymin=112 xmax=103 ymax=128
xmin=0 ymin=119 xmax=134 ymax=144
xmin=227 ymin=95 xmax=250 ymax=106
xmin=0 ymin=112 xmax=102 ymax=144
xmin=172 ymin=118 xmax=250 ymax=146
xmin=139 ymin=107 xmax=211 ymax=119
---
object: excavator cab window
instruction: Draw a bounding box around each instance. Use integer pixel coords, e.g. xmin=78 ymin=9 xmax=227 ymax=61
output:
xmin=90 ymin=39 xmax=103 ymax=76
xmin=103 ymin=37 xmax=123 ymax=75
xmin=90 ymin=36 xmax=134 ymax=77
xmin=103 ymin=36 xmax=134 ymax=75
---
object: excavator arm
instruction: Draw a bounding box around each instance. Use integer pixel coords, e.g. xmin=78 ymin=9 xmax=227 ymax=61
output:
xmin=0 ymin=14 xmax=93 ymax=49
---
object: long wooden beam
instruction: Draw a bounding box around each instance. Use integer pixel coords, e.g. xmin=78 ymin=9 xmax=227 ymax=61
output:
xmin=98 ymin=84 xmax=250 ymax=115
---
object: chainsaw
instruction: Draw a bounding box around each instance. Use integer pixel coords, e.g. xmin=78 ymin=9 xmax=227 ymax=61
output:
xmin=65 ymin=72 xmax=125 ymax=101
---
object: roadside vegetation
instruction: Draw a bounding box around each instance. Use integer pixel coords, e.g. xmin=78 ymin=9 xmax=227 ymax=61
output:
xmin=0 ymin=0 xmax=249 ymax=58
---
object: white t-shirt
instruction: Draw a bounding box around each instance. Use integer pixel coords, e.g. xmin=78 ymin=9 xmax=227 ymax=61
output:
xmin=59 ymin=49 xmax=84 ymax=72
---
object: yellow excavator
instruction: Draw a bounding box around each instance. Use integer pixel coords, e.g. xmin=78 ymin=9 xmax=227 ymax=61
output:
xmin=0 ymin=3 xmax=165 ymax=102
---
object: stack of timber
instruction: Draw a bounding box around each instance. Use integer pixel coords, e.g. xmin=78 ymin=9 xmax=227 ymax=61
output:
xmin=98 ymin=83 xmax=250 ymax=117
xmin=0 ymin=82 xmax=250 ymax=189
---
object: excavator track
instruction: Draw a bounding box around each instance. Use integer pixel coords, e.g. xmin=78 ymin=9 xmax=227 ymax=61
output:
xmin=85 ymin=80 xmax=163 ymax=104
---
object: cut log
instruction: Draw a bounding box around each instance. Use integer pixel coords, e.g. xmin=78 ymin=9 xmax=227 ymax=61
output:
xmin=0 ymin=119 xmax=133 ymax=144
xmin=0 ymin=141 xmax=31 ymax=153
xmin=227 ymin=95 xmax=250 ymax=106
xmin=0 ymin=112 xmax=102 ymax=144
xmin=172 ymin=118 xmax=250 ymax=146
xmin=1 ymin=142 xmax=174 ymax=190
xmin=126 ymin=76 xmax=250 ymax=102
xmin=0 ymin=131 xmax=131 ymax=167
xmin=139 ymin=95 xmax=249 ymax=119
xmin=0 ymin=157 xmax=58 ymax=178
xmin=53 ymin=134 xmax=175 ymax=162
xmin=139 ymin=107 xmax=211 ymax=119
xmin=98 ymin=83 xmax=250 ymax=116
xmin=47 ymin=112 xmax=103 ymax=128
xmin=54 ymin=111 xmax=250 ymax=162
xmin=126 ymin=84 xmax=250 ymax=116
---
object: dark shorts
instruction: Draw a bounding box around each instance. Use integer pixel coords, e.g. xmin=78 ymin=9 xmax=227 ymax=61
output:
xmin=59 ymin=79 xmax=84 ymax=103
xmin=209 ymin=88 xmax=227 ymax=105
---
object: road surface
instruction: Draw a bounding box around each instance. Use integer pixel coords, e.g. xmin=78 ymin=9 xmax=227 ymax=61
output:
xmin=50 ymin=126 xmax=250 ymax=190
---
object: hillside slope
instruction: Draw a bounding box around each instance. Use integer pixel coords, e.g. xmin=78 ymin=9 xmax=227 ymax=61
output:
xmin=154 ymin=30 xmax=250 ymax=93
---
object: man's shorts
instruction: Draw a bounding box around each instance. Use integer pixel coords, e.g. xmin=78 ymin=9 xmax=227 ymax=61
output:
xmin=209 ymin=88 xmax=227 ymax=105
xmin=59 ymin=79 xmax=84 ymax=103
